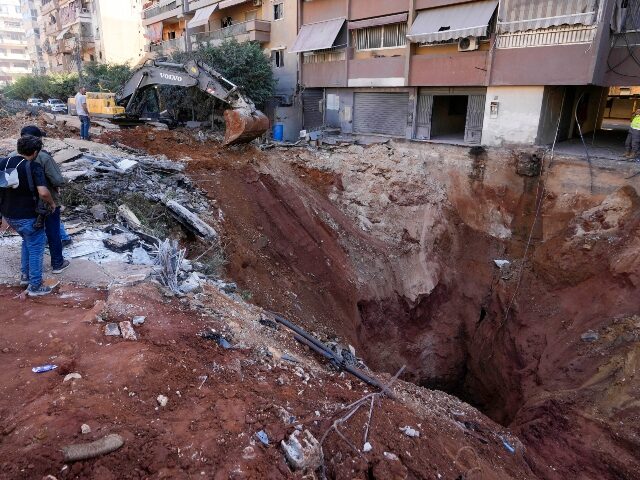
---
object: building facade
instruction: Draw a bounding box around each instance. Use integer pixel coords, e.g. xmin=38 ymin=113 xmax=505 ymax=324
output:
xmin=292 ymin=0 xmax=640 ymax=147
xmin=142 ymin=0 xmax=301 ymax=140
xmin=37 ymin=0 xmax=145 ymax=73
xmin=21 ymin=0 xmax=45 ymax=74
xmin=0 ymin=0 xmax=30 ymax=85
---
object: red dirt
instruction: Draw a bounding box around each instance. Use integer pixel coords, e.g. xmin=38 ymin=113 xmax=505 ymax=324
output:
xmin=0 ymin=283 xmax=533 ymax=479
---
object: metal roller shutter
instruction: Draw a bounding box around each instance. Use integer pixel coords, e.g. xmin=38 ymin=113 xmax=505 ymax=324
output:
xmin=464 ymin=94 xmax=486 ymax=144
xmin=353 ymin=92 xmax=409 ymax=136
xmin=303 ymin=89 xmax=324 ymax=130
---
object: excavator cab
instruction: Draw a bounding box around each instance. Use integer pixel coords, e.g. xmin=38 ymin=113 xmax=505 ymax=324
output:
xmin=115 ymin=60 xmax=269 ymax=145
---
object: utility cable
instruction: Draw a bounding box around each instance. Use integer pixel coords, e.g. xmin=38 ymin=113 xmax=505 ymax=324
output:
xmin=574 ymin=91 xmax=596 ymax=194
xmin=501 ymin=90 xmax=566 ymax=327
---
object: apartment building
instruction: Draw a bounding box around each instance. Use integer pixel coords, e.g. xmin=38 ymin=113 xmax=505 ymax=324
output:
xmin=142 ymin=0 xmax=300 ymax=139
xmin=0 ymin=0 xmax=30 ymax=85
xmin=37 ymin=0 xmax=145 ymax=73
xmin=21 ymin=0 xmax=45 ymax=74
xmin=292 ymin=0 xmax=640 ymax=147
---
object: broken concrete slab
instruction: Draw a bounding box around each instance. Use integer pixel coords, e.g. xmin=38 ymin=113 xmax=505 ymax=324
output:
xmin=117 ymin=205 xmax=143 ymax=231
xmin=166 ymin=200 xmax=218 ymax=239
xmin=119 ymin=321 xmax=137 ymax=341
xmin=90 ymin=204 xmax=108 ymax=221
xmin=103 ymin=233 xmax=139 ymax=253
xmin=53 ymin=148 xmax=83 ymax=164
xmin=105 ymin=323 xmax=120 ymax=336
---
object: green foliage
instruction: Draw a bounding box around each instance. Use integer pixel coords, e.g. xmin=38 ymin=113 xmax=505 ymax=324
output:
xmin=181 ymin=39 xmax=276 ymax=105
xmin=2 ymin=62 xmax=132 ymax=101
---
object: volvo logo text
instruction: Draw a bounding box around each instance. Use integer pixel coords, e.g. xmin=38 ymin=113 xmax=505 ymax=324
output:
xmin=160 ymin=72 xmax=183 ymax=82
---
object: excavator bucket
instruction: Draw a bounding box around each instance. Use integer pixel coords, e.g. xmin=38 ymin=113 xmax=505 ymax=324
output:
xmin=223 ymin=108 xmax=270 ymax=146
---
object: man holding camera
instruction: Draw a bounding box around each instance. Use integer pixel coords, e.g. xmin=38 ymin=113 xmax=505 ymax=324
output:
xmin=0 ymin=135 xmax=58 ymax=296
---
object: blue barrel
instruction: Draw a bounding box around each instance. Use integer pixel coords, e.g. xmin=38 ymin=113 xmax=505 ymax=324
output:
xmin=273 ymin=123 xmax=284 ymax=141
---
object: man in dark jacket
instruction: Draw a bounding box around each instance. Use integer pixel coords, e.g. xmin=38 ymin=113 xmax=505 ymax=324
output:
xmin=0 ymin=135 xmax=57 ymax=296
xmin=10 ymin=125 xmax=71 ymax=273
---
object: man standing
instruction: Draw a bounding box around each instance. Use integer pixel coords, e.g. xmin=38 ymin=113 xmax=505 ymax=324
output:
xmin=75 ymin=86 xmax=91 ymax=141
xmin=624 ymin=108 xmax=640 ymax=159
xmin=0 ymin=135 xmax=57 ymax=296
xmin=9 ymin=125 xmax=71 ymax=273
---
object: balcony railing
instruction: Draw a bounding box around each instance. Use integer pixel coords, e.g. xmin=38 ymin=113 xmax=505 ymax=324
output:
xmin=143 ymin=1 xmax=179 ymax=20
xmin=190 ymin=20 xmax=270 ymax=48
xmin=150 ymin=36 xmax=186 ymax=54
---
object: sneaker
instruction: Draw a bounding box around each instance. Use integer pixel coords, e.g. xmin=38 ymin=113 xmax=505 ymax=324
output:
xmin=19 ymin=274 xmax=29 ymax=287
xmin=62 ymin=239 xmax=73 ymax=247
xmin=27 ymin=284 xmax=53 ymax=297
xmin=52 ymin=260 xmax=71 ymax=274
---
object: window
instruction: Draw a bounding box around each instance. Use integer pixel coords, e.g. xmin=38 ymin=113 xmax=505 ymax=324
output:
xmin=221 ymin=16 xmax=232 ymax=28
xmin=274 ymin=2 xmax=283 ymax=20
xmin=167 ymin=31 xmax=176 ymax=39
xmin=352 ymin=23 xmax=407 ymax=50
xmin=272 ymin=49 xmax=284 ymax=68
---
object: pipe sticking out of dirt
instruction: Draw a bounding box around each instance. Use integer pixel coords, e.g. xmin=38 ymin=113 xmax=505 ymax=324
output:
xmin=62 ymin=434 xmax=124 ymax=462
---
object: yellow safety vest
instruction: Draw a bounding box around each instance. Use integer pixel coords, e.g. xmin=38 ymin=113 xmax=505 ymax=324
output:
xmin=632 ymin=115 xmax=640 ymax=130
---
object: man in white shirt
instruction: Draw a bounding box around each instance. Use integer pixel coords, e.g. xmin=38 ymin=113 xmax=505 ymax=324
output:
xmin=74 ymin=87 xmax=90 ymax=140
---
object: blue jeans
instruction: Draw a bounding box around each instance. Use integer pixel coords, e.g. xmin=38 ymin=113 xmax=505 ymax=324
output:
xmin=60 ymin=222 xmax=70 ymax=241
xmin=45 ymin=207 xmax=64 ymax=269
xmin=5 ymin=217 xmax=46 ymax=289
xmin=79 ymin=115 xmax=90 ymax=140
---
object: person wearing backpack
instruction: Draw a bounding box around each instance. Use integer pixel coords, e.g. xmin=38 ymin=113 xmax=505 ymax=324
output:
xmin=0 ymin=135 xmax=57 ymax=296
xmin=10 ymin=125 xmax=71 ymax=273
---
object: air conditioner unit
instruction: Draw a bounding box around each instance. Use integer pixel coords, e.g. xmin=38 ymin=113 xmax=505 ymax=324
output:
xmin=458 ymin=36 xmax=479 ymax=52
xmin=253 ymin=0 xmax=262 ymax=6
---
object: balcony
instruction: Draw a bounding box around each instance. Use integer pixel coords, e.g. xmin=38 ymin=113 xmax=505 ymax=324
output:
xmin=40 ymin=0 xmax=58 ymax=16
xmin=150 ymin=36 xmax=186 ymax=55
xmin=190 ymin=20 xmax=270 ymax=49
xmin=143 ymin=1 xmax=183 ymax=23
xmin=59 ymin=38 xmax=74 ymax=53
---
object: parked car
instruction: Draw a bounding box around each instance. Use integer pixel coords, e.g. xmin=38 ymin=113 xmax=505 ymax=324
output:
xmin=27 ymin=98 xmax=43 ymax=107
xmin=44 ymin=98 xmax=68 ymax=113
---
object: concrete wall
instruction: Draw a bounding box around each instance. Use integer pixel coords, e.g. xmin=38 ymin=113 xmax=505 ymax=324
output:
xmin=350 ymin=0 xmax=409 ymax=20
xmin=266 ymin=0 xmax=298 ymax=97
xmin=96 ymin=0 xmax=146 ymax=65
xmin=302 ymin=60 xmax=346 ymax=88
xmin=302 ymin=0 xmax=346 ymax=24
xmin=410 ymin=47 xmax=489 ymax=86
xmin=481 ymin=86 xmax=545 ymax=147
xmin=348 ymin=56 xmax=405 ymax=87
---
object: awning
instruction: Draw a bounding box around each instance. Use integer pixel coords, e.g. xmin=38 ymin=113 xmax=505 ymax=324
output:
xmin=291 ymin=18 xmax=345 ymax=53
xmin=56 ymin=27 xmax=70 ymax=40
xmin=218 ymin=0 xmax=250 ymax=9
xmin=407 ymin=0 xmax=498 ymax=43
xmin=188 ymin=4 xmax=217 ymax=29
xmin=498 ymin=0 xmax=598 ymax=33
xmin=348 ymin=13 xmax=408 ymax=30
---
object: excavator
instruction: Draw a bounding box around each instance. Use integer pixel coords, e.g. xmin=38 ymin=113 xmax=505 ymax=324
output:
xmin=69 ymin=59 xmax=269 ymax=145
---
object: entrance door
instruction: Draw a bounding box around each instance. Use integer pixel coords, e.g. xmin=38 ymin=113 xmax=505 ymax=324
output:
xmin=464 ymin=94 xmax=486 ymax=144
xmin=353 ymin=92 xmax=409 ymax=136
xmin=302 ymin=89 xmax=324 ymax=130
xmin=415 ymin=94 xmax=433 ymax=140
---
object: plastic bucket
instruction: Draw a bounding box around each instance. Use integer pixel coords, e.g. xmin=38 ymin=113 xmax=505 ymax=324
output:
xmin=273 ymin=123 xmax=284 ymax=141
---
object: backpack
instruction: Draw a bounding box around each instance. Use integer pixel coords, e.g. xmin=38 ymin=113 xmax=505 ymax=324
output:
xmin=0 ymin=156 xmax=26 ymax=189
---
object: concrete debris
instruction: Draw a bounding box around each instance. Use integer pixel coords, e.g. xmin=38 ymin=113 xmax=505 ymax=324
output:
xmin=256 ymin=430 xmax=269 ymax=446
xmin=62 ymin=433 xmax=124 ymax=462
xmin=117 ymin=205 xmax=143 ymax=231
xmin=157 ymin=395 xmax=168 ymax=407
xmin=119 ymin=321 xmax=137 ymax=341
xmin=104 ymin=323 xmax=121 ymax=336
xmin=363 ymin=442 xmax=373 ymax=452
xmin=131 ymin=247 xmax=153 ymax=266
xmin=132 ymin=315 xmax=146 ymax=326
xmin=80 ymin=424 xmax=91 ymax=435
xmin=90 ymin=204 xmax=108 ymax=221
xmin=384 ymin=452 xmax=399 ymax=461
xmin=494 ymin=260 xmax=511 ymax=268
xmin=103 ymin=233 xmax=139 ymax=253
xmin=581 ymin=330 xmax=599 ymax=342
xmin=53 ymin=148 xmax=82 ymax=164
xmin=157 ymin=239 xmax=185 ymax=294
xmin=166 ymin=200 xmax=218 ymax=239
xmin=180 ymin=272 xmax=203 ymax=294
xmin=281 ymin=429 xmax=323 ymax=471
xmin=400 ymin=426 xmax=420 ymax=438
xmin=63 ymin=373 xmax=82 ymax=383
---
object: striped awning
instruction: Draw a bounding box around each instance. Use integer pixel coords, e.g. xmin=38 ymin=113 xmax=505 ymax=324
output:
xmin=348 ymin=13 xmax=409 ymax=30
xmin=291 ymin=18 xmax=346 ymax=53
xmin=187 ymin=4 xmax=217 ymax=29
xmin=497 ymin=0 xmax=598 ymax=33
xmin=407 ymin=0 xmax=498 ymax=43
